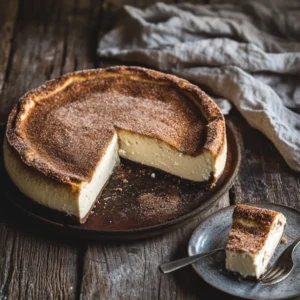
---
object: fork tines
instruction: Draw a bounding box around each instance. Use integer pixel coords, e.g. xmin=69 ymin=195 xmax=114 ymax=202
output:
xmin=260 ymin=264 xmax=292 ymax=285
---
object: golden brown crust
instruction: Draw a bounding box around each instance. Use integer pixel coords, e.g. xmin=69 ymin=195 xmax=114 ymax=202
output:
xmin=6 ymin=66 xmax=226 ymax=185
xmin=233 ymin=204 xmax=278 ymax=226
xmin=226 ymin=204 xmax=283 ymax=254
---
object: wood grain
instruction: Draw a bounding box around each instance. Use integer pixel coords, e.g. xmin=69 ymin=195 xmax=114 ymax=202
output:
xmin=228 ymin=112 xmax=300 ymax=210
xmin=0 ymin=1 xmax=101 ymax=299
xmin=0 ymin=0 xmax=18 ymax=124
xmin=79 ymin=194 xmax=230 ymax=300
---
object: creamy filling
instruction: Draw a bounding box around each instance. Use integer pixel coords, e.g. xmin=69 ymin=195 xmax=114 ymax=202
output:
xmin=225 ymin=251 xmax=257 ymax=278
xmin=226 ymin=215 xmax=286 ymax=278
xmin=79 ymin=128 xmax=217 ymax=219
xmin=253 ymin=217 xmax=286 ymax=278
xmin=117 ymin=129 xmax=214 ymax=182
xmin=4 ymin=139 xmax=79 ymax=217
xmin=77 ymin=133 xmax=119 ymax=220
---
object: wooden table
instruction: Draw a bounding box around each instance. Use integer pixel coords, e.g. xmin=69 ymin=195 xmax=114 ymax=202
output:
xmin=0 ymin=1 xmax=299 ymax=299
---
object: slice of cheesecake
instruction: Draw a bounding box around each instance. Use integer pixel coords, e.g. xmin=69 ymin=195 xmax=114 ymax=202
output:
xmin=4 ymin=66 xmax=227 ymax=223
xmin=225 ymin=204 xmax=286 ymax=279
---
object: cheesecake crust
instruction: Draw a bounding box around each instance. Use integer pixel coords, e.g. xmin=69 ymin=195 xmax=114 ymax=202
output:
xmin=6 ymin=66 xmax=226 ymax=186
xmin=226 ymin=204 xmax=284 ymax=254
xmin=233 ymin=204 xmax=279 ymax=226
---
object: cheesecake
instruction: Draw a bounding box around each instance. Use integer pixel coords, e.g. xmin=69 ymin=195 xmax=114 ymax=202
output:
xmin=4 ymin=66 xmax=227 ymax=223
xmin=226 ymin=204 xmax=286 ymax=279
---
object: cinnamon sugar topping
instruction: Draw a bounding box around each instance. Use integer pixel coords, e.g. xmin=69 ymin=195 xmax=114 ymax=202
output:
xmin=226 ymin=204 xmax=284 ymax=254
xmin=6 ymin=66 xmax=226 ymax=184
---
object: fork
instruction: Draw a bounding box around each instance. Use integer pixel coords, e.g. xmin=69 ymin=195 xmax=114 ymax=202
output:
xmin=260 ymin=236 xmax=300 ymax=285
xmin=160 ymin=248 xmax=224 ymax=274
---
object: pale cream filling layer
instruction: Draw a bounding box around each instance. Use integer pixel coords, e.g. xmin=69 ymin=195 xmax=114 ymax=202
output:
xmin=4 ymin=139 xmax=80 ymax=217
xmin=117 ymin=129 xmax=217 ymax=182
xmin=77 ymin=133 xmax=119 ymax=219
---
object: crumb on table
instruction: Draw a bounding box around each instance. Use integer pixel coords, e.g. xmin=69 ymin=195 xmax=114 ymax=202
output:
xmin=281 ymin=236 xmax=287 ymax=244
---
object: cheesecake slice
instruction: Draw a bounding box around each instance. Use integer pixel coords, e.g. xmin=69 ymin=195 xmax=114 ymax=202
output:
xmin=4 ymin=66 xmax=227 ymax=223
xmin=225 ymin=204 xmax=286 ymax=279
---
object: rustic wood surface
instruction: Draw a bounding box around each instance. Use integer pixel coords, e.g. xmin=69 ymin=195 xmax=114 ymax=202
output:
xmin=0 ymin=1 xmax=299 ymax=299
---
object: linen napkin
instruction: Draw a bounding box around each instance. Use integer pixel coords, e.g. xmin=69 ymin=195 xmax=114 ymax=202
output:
xmin=97 ymin=1 xmax=300 ymax=171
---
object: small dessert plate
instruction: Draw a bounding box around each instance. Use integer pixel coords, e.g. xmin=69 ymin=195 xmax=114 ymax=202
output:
xmin=188 ymin=203 xmax=300 ymax=300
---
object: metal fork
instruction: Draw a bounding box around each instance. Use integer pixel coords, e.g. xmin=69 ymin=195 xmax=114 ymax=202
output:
xmin=260 ymin=237 xmax=300 ymax=285
xmin=160 ymin=248 xmax=224 ymax=274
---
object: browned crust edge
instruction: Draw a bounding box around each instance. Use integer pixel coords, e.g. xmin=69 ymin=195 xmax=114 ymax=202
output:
xmin=226 ymin=204 xmax=285 ymax=254
xmin=6 ymin=66 xmax=226 ymax=185
xmin=233 ymin=204 xmax=280 ymax=226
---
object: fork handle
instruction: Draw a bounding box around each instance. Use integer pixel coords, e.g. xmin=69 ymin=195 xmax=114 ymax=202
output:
xmin=160 ymin=248 xmax=224 ymax=274
xmin=283 ymin=236 xmax=300 ymax=258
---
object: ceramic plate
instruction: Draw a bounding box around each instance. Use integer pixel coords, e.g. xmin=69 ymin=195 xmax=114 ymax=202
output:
xmin=188 ymin=203 xmax=300 ymax=300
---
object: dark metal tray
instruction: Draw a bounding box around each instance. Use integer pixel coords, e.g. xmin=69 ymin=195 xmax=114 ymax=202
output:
xmin=5 ymin=122 xmax=241 ymax=240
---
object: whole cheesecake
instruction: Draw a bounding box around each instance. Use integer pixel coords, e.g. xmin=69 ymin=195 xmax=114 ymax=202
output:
xmin=4 ymin=66 xmax=227 ymax=223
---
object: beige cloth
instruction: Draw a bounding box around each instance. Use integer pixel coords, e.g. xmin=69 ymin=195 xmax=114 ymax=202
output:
xmin=98 ymin=1 xmax=300 ymax=171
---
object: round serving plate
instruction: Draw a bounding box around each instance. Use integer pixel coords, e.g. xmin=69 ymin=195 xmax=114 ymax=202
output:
xmin=188 ymin=203 xmax=300 ymax=300
xmin=4 ymin=122 xmax=241 ymax=240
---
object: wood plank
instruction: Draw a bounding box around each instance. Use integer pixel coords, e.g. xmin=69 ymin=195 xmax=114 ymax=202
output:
xmin=80 ymin=193 xmax=231 ymax=300
xmin=228 ymin=112 xmax=300 ymax=209
xmin=228 ymin=112 xmax=300 ymax=300
xmin=0 ymin=219 xmax=80 ymax=299
xmin=0 ymin=0 xmax=18 ymax=124
xmin=0 ymin=1 xmax=102 ymax=299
